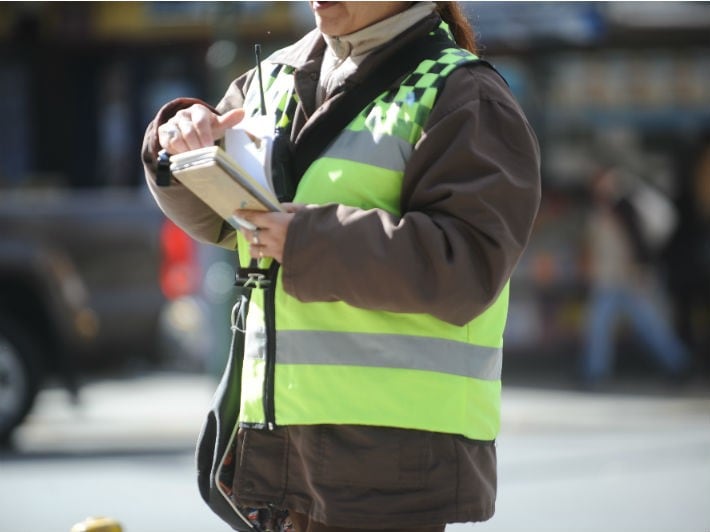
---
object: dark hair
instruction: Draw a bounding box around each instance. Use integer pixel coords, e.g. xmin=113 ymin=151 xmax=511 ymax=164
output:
xmin=435 ymin=2 xmax=477 ymax=54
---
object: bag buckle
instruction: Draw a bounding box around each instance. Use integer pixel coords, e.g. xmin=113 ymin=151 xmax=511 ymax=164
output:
xmin=235 ymin=267 xmax=271 ymax=289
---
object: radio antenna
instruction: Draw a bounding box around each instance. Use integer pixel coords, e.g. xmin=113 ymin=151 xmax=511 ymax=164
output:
xmin=255 ymin=44 xmax=267 ymax=116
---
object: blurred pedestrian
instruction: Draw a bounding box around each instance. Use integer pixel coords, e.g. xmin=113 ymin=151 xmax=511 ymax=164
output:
xmin=580 ymin=165 xmax=691 ymax=388
xmin=142 ymin=2 xmax=540 ymax=531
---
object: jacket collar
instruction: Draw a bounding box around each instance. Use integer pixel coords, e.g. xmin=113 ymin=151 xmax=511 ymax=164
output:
xmin=267 ymin=28 xmax=325 ymax=70
xmin=266 ymin=11 xmax=441 ymax=72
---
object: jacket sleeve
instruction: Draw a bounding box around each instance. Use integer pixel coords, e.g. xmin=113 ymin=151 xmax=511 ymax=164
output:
xmin=141 ymin=72 xmax=254 ymax=248
xmin=281 ymin=65 xmax=541 ymax=326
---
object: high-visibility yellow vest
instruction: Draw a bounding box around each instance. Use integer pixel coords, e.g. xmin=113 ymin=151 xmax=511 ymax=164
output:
xmin=235 ymin=23 xmax=507 ymax=441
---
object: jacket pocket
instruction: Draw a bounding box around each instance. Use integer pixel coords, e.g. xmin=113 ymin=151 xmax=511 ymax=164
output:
xmin=234 ymin=427 xmax=289 ymax=506
xmin=315 ymin=425 xmax=431 ymax=489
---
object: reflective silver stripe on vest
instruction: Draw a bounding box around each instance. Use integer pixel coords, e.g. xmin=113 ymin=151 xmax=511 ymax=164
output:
xmin=276 ymin=330 xmax=502 ymax=381
xmin=325 ymin=129 xmax=413 ymax=172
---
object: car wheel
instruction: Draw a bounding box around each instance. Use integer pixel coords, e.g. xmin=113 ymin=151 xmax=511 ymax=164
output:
xmin=0 ymin=315 xmax=42 ymax=444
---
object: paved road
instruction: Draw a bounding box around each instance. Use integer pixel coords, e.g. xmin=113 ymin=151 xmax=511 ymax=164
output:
xmin=1 ymin=372 xmax=709 ymax=532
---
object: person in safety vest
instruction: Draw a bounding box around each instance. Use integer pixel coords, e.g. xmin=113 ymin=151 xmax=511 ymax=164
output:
xmin=142 ymin=2 xmax=540 ymax=531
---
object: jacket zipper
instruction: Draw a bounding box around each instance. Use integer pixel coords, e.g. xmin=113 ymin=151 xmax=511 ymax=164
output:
xmin=263 ymin=262 xmax=279 ymax=429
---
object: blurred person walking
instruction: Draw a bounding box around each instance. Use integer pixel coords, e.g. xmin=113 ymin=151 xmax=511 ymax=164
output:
xmin=142 ymin=2 xmax=540 ymax=531
xmin=580 ymin=165 xmax=691 ymax=388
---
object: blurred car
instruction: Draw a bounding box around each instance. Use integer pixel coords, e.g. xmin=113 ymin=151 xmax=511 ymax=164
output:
xmin=0 ymin=185 xmax=236 ymax=443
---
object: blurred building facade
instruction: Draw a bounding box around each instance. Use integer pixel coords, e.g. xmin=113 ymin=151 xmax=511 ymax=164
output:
xmin=1 ymin=2 xmax=708 ymax=372
xmin=466 ymin=2 xmax=710 ymax=374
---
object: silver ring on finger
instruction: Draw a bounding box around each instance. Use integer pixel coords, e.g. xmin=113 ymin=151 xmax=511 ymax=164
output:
xmin=252 ymin=228 xmax=260 ymax=246
xmin=164 ymin=126 xmax=179 ymax=141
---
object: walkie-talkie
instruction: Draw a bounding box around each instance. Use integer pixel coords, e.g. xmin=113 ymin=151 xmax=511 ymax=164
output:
xmin=255 ymin=44 xmax=296 ymax=202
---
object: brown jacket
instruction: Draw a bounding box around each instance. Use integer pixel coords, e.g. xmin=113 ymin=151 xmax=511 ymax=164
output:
xmin=143 ymin=14 xmax=540 ymax=529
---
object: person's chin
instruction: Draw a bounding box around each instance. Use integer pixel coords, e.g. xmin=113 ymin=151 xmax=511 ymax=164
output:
xmin=311 ymin=1 xmax=340 ymax=12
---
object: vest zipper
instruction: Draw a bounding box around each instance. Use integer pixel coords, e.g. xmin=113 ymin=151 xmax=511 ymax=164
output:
xmin=263 ymin=262 xmax=279 ymax=429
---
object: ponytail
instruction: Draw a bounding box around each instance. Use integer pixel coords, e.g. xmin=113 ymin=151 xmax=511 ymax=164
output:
xmin=435 ymin=2 xmax=477 ymax=54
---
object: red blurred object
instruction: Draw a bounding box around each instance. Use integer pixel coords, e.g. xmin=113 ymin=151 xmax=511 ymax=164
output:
xmin=159 ymin=219 xmax=200 ymax=299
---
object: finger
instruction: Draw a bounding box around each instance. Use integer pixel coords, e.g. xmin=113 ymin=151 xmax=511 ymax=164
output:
xmin=239 ymin=226 xmax=257 ymax=243
xmin=216 ymin=108 xmax=245 ymax=131
xmin=250 ymin=228 xmax=261 ymax=245
xmin=281 ymin=202 xmax=306 ymax=214
xmin=159 ymin=122 xmax=191 ymax=153
xmin=187 ymin=104 xmax=241 ymax=147
xmin=158 ymin=123 xmax=178 ymax=150
xmin=248 ymin=244 xmax=266 ymax=260
xmin=246 ymin=228 xmax=268 ymax=259
xmin=173 ymin=107 xmax=214 ymax=149
xmin=190 ymin=106 xmax=216 ymax=147
xmin=212 ymin=109 xmax=245 ymax=140
xmin=235 ymin=209 xmax=270 ymax=230
xmin=169 ymin=135 xmax=191 ymax=154
xmin=173 ymin=116 xmax=205 ymax=151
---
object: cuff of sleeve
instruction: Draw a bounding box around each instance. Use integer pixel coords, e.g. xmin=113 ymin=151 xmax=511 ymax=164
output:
xmin=280 ymin=209 xmax=309 ymax=300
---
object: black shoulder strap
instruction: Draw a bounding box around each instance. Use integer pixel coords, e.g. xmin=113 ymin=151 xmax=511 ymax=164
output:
xmin=289 ymin=30 xmax=455 ymax=185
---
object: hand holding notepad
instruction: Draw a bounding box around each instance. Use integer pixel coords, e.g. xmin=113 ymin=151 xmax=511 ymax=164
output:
xmin=169 ymin=115 xmax=283 ymax=231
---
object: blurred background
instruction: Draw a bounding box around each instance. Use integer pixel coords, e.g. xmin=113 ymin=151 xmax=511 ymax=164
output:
xmin=0 ymin=2 xmax=708 ymax=531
